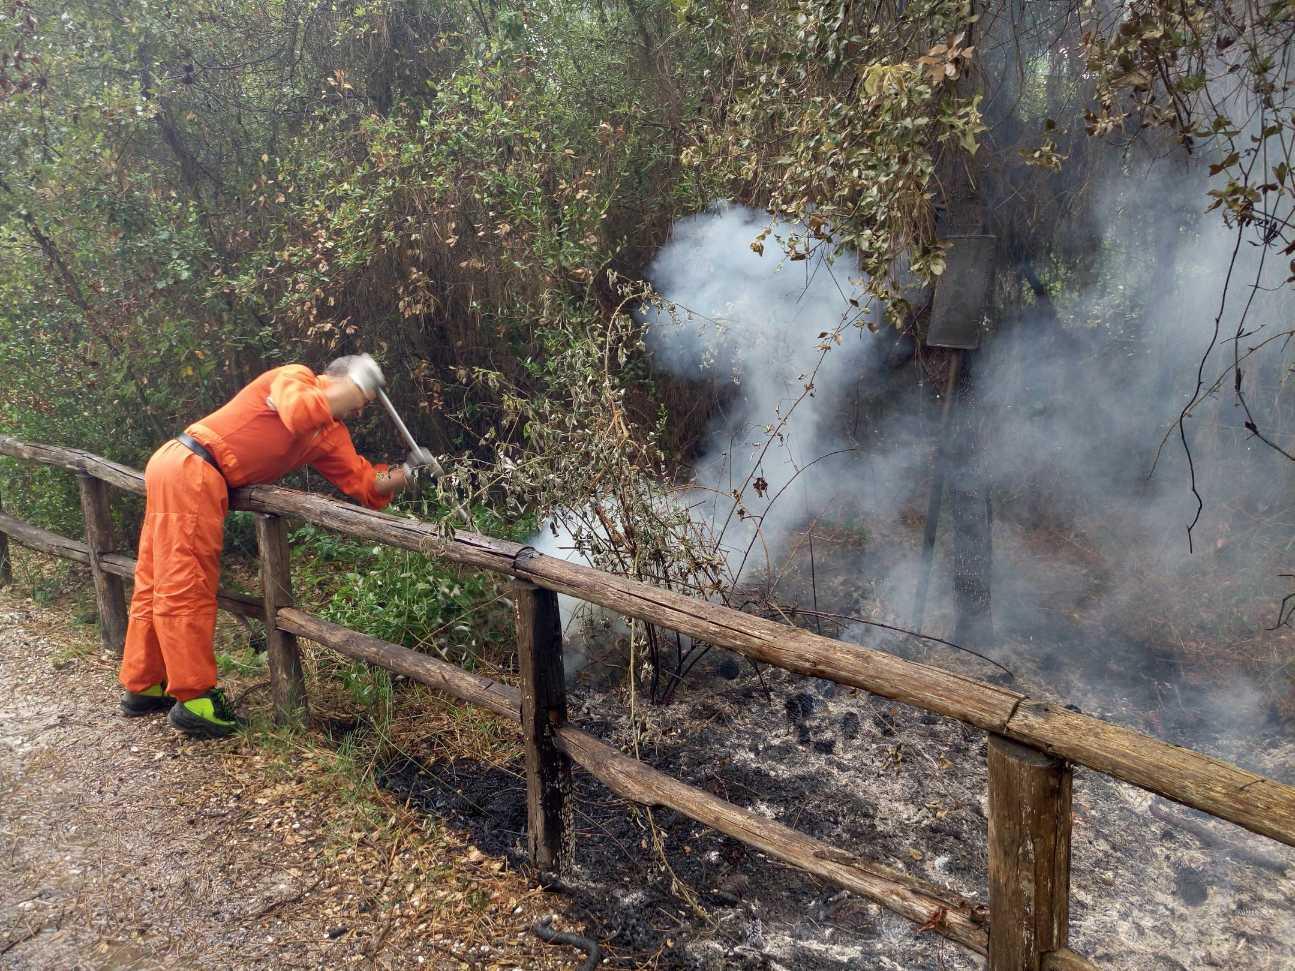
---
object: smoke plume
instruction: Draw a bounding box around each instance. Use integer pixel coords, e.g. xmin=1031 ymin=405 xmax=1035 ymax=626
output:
xmin=643 ymin=203 xmax=889 ymax=579
xmin=641 ymin=170 xmax=1295 ymax=764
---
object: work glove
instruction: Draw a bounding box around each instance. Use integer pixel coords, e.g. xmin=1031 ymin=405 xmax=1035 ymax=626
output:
xmin=401 ymin=447 xmax=445 ymax=481
xmin=403 ymin=449 xmax=473 ymax=527
xmin=347 ymin=353 xmax=386 ymax=397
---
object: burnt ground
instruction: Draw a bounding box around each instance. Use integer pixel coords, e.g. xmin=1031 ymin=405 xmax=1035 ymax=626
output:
xmin=375 ymin=502 xmax=1295 ymax=969
xmin=0 ymin=586 xmax=586 ymax=971
xmin=382 ymin=657 xmax=1295 ymax=970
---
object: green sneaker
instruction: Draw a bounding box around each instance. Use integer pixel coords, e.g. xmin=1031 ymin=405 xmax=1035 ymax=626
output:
xmin=167 ymin=687 xmax=244 ymax=739
xmin=121 ymin=683 xmax=175 ymax=717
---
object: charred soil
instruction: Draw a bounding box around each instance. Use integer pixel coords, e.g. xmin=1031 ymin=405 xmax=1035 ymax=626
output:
xmin=381 ymin=655 xmax=1295 ymax=969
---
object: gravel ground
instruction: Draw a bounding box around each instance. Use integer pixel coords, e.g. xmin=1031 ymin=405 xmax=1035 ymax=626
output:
xmin=0 ymin=586 xmax=585 ymax=971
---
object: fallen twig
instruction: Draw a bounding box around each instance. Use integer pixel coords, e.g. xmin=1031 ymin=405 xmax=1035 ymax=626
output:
xmin=425 ymin=940 xmax=484 ymax=968
xmin=0 ymin=923 xmax=42 ymax=957
xmin=531 ymin=914 xmax=602 ymax=970
xmin=1149 ymin=799 xmax=1292 ymax=874
xmin=363 ymin=834 xmax=405 ymax=960
xmin=246 ymin=875 xmax=325 ymax=920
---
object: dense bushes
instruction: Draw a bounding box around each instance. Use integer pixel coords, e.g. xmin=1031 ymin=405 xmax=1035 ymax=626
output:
xmin=4 ymin=0 xmax=1295 ymax=710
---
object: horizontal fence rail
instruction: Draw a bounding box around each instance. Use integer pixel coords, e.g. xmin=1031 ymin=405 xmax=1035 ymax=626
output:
xmin=3 ymin=432 xmax=1293 ymax=969
xmin=5 ymin=434 xmax=1291 ymax=848
xmin=0 ymin=508 xmax=265 ymax=621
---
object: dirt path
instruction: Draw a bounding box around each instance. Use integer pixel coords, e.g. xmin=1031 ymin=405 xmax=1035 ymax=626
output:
xmin=0 ymin=588 xmax=581 ymax=971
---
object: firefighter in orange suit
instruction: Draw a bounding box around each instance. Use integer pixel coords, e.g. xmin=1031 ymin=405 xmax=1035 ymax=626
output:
xmin=118 ymin=355 xmax=411 ymax=738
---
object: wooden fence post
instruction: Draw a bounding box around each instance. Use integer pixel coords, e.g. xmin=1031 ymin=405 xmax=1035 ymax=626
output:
xmin=0 ymin=485 xmax=11 ymax=588
xmin=77 ymin=473 xmax=128 ymax=653
xmin=255 ymin=513 xmax=308 ymax=724
xmin=514 ymin=580 xmax=571 ymax=871
xmin=988 ymin=735 xmax=1073 ymax=971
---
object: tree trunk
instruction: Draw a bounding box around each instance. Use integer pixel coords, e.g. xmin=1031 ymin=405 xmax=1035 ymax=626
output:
xmin=938 ymin=0 xmax=995 ymax=653
xmin=949 ymin=351 xmax=994 ymax=651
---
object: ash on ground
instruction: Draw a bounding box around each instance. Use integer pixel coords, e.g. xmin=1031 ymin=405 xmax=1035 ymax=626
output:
xmin=384 ymin=479 xmax=1295 ymax=968
xmin=384 ymin=645 xmax=1295 ymax=969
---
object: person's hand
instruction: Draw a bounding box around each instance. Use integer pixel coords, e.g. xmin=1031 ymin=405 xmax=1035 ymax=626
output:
xmin=406 ymin=447 xmax=444 ymax=476
xmin=375 ymin=464 xmax=411 ymax=496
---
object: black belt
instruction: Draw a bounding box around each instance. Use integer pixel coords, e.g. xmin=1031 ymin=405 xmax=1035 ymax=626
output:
xmin=176 ymin=432 xmax=226 ymax=481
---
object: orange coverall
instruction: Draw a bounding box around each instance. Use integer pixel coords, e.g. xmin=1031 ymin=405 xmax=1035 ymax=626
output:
xmin=119 ymin=365 xmax=392 ymax=701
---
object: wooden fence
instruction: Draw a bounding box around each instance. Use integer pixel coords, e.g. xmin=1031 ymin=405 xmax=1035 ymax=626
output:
xmin=2 ymin=433 xmax=1293 ymax=970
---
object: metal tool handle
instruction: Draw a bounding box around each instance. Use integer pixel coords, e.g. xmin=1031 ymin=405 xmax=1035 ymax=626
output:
xmin=375 ymin=389 xmax=469 ymax=526
xmin=377 ymin=389 xmax=421 ymax=456
xmin=376 ymin=391 xmax=446 ymax=476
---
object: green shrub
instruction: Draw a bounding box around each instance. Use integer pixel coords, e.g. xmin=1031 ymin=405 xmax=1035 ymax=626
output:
xmin=289 ymin=523 xmax=511 ymax=671
xmin=337 ymin=663 xmax=395 ymax=715
xmin=216 ymin=646 xmax=267 ymax=679
xmin=223 ymin=511 xmax=260 ymax=559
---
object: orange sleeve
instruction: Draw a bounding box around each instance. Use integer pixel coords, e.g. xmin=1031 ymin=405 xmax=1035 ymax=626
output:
xmin=268 ymin=365 xmax=334 ymax=436
xmin=308 ymin=423 xmax=392 ymax=511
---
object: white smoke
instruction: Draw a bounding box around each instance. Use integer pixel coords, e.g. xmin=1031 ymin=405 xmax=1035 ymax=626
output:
xmin=643 ymin=202 xmax=883 ymax=582
xmin=634 ymin=170 xmax=1295 ymax=757
xmin=527 ymin=511 xmax=629 ymax=682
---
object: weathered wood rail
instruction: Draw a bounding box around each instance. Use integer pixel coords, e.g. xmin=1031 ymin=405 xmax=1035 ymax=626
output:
xmin=2 ymin=433 xmax=1293 ymax=969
